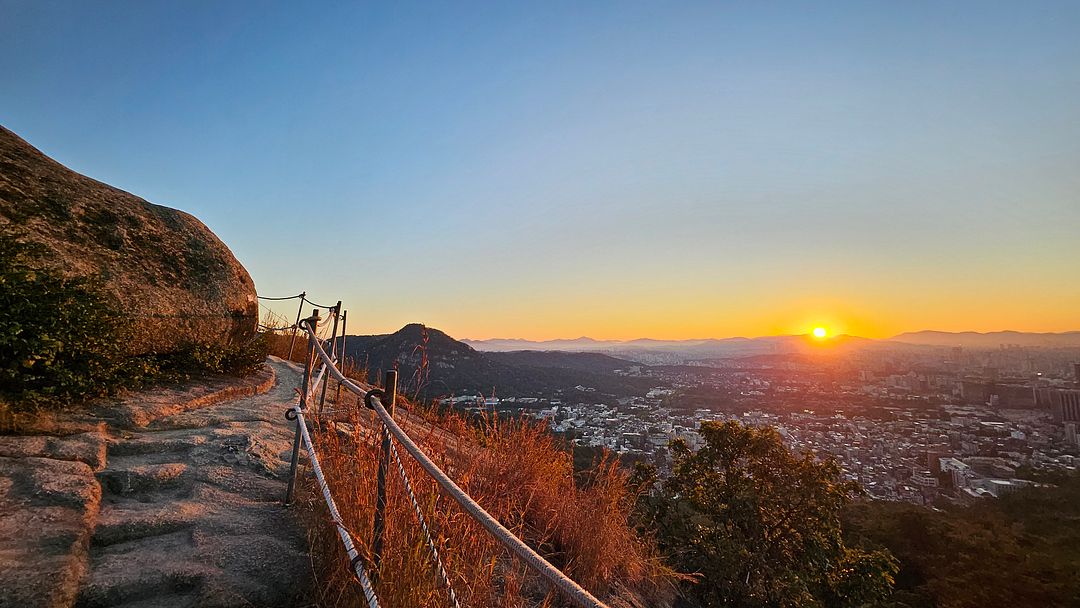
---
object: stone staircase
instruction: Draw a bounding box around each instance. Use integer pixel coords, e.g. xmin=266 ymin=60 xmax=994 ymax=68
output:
xmin=0 ymin=357 xmax=311 ymax=608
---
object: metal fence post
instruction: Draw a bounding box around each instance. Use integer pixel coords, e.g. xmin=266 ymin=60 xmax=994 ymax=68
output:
xmin=318 ymin=301 xmax=342 ymax=415
xmin=335 ymin=310 xmax=347 ymax=405
xmin=285 ymin=327 xmax=314 ymax=505
xmin=286 ymin=291 xmax=306 ymax=361
xmin=372 ymin=369 xmax=398 ymax=579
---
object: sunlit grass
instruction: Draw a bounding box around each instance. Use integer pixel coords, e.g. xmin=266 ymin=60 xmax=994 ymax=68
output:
xmin=297 ymin=394 xmax=679 ymax=607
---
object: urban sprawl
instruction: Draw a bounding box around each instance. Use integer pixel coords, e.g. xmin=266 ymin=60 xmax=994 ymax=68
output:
xmin=445 ymin=346 xmax=1080 ymax=505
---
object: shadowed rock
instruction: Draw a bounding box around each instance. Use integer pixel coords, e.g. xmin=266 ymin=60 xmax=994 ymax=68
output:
xmin=0 ymin=125 xmax=256 ymax=355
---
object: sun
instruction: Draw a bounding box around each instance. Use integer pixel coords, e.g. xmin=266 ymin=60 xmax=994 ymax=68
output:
xmin=812 ymin=327 xmax=827 ymax=339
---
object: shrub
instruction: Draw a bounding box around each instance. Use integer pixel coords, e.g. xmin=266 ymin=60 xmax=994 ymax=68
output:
xmin=0 ymin=233 xmax=130 ymax=408
xmin=164 ymin=335 xmax=269 ymax=377
xmin=0 ymin=230 xmax=267 ymax=422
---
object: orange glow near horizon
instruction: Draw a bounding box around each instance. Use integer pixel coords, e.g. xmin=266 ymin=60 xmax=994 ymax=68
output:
xmin=309 ymin=302 xmax=1080 ymax=342
xmin=267 ymin=286 xmax=1080 ymax=342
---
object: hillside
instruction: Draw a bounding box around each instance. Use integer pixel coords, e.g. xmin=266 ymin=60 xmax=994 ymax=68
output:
xmin=843 ymin=474 xmax=1080 ymax=607
xmin=340 ymin=324 xmax=653 ymax=400
xmin=485 ymin=350 xmax=636 ymax=374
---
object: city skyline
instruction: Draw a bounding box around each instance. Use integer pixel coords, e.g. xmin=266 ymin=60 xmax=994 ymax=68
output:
xmin=4 ymin=2 xmax=1079 ymax=341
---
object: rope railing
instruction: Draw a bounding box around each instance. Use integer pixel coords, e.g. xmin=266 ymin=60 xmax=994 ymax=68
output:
xmin=290 ymin=380 xmax=380 ymax=608
xmin=303 ymin=296 xmax=340 ymax=310
xmin=257 ymin=324 xmax=296 ymax=332
xmin=256 ymin=291 xmax=342 ymax=361
xmin=283 ymin=338 xmax=382 ymax=607
xmin=298 ymin=320 xmax=611 ymax=608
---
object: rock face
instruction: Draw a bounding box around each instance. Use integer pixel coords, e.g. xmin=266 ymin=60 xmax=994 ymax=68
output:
xmin=0 ymin=125 xmax=257 ymax=355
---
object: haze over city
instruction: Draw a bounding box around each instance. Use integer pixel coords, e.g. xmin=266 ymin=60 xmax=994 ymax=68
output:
xmin=3 ymin=1 xmax=1078 ymax=340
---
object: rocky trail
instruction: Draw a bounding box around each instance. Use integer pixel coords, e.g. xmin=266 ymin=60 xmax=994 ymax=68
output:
xmin=0 ymin=357 xmax=314 ymax=608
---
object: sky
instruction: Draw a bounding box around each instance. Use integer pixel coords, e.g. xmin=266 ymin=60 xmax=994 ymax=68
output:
xmin=2 ymin=1 xmax=1078 ymax=340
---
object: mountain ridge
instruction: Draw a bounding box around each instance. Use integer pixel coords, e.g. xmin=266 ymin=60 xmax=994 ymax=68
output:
xmin=340 ymin=324 xmax=652 ymax=399
xmin=466 ymin=330 xmax=1080 ymax=352
xmin=888 ymin=330 xmax=1080 ymax=348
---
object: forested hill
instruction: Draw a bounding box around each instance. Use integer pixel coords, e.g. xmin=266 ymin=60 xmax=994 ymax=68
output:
xmin=843 ymin=473 xmax=1080 ymax=607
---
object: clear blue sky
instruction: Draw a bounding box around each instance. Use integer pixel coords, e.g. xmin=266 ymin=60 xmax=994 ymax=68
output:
xmin=3 ymin=1 xmax=1078 ymax=339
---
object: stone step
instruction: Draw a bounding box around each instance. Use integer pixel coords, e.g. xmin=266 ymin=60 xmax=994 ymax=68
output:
xmin=105 ymin=593 xmax=201 ymax=608
xmin=76 ymin=566 xmax=207 ymax=608
xmin=96 ymin=462 xmax=192 ymax=496
xmin=91 ymin=501 xmax=202 ymax=547
xmin=107 ymin=434 xmax=208 ymax=457
xmin=76 ymin=531 xmax=204 ymax=608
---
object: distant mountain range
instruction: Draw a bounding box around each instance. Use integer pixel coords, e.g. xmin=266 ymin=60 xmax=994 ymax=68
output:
xmin=466 ymin=330 xmax=1080 ymax=357
xmin=888 ymin=330 xmax=1080 ymax=348
xmin=331 ymin=325 xmax=1080 ymax=401
xmin=465 ymin=334 xmax=878 ymax=356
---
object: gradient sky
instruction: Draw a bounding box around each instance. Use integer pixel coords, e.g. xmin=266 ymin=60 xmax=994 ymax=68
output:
xmin=3 ymin=1 xmax=1078 ymax=340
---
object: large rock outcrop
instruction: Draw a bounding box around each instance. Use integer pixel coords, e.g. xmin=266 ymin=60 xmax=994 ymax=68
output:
xmin=0 ymin=125 xmax=257 ymax=354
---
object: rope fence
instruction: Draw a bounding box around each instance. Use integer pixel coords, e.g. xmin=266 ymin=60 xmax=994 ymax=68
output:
xmin=388 ymin=438 xmax=461 ymax=608
xmin=289 ymin=367 xmax=380 ymax=608
xmin=283 ymin=329 xmax=381 ymax=607
xmin=257 ymin=292 xmax=343 ymax=360
xmin=257 ymin=293 xmax=305 ymax=301
xmin=295 ymin=320 xmax=610 ymax=608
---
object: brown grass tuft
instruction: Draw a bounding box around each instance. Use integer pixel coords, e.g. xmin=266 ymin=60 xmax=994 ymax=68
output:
xmin=296 ymin=394 xmax=678 ymax=607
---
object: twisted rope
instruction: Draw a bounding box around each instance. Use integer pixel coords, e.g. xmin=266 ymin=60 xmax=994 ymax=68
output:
xmin=258 ymin=324 xmax=296 ymax=333
xmin=293 ymin=402 xmax=380 ymax=608
xmin=257 ymin=293 xmax=305 ymax=301
xmin=303 ymin=296 xmax=340 ymax=310
xmin=388 ymin=439 xmax=461 ymax=608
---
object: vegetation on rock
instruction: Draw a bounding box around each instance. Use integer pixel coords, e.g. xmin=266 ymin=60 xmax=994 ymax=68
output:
xmin=0 ymin=231 xmax=267 ymax=424
xmin=1 ymin=233 xmax=129 ymax=408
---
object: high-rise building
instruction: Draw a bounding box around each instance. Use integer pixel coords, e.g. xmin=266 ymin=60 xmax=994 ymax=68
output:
xmin=1035 ymin=387 xmax=1080 ymax=423
xmin=1065 ymin=423 xmax=1079 ymax=448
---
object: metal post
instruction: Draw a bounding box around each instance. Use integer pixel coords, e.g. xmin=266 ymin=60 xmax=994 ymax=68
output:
xmin=286 ymin=292 xmax=306 ymax=361
xmin=335 ymin=310 xmax=347 ymax=405
xmin=372 ymin=369 xmax=398 ymax=579
xmin=318 ymin=301 xmax=342 ymax=415
xmin=285 ymin=328 xmax=314 ymax=505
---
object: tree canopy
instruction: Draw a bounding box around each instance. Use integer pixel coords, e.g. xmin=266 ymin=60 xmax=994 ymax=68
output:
xmin=636 ymin=420 xmax=897 ymax=607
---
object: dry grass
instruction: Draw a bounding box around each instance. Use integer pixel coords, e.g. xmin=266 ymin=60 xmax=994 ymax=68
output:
xmin=263 ymin=329 xmax=310 ymax=365
xmin=297 ymin=395 xmax=679 ymax=607
xmin=258 ymin=310 xmax=678 ymax=605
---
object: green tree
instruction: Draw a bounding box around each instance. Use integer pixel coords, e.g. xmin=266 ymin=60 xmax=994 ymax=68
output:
xmin=0 ymin=233 xmax=130 ymax=407
xmin=638 ymin=420 xmax=897 ymax=607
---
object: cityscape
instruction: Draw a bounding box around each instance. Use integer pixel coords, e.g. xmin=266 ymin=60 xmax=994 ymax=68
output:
xmin=448 ymin=344 xmax=1080 ymax=505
